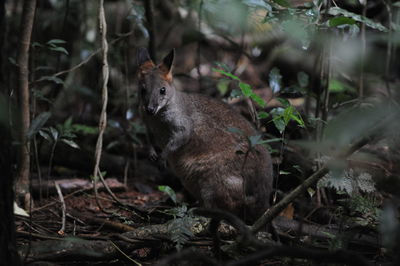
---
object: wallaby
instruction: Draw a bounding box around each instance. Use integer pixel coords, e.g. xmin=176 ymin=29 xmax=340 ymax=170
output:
xmin=137 ymin=48 xmax=273 ymax=222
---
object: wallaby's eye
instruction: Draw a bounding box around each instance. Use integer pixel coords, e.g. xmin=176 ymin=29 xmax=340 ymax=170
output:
xmin=160 ymin=87 xmax=166 ymax=95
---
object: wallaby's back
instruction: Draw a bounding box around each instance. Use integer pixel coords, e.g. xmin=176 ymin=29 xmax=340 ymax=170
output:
xmin=137 ymin=48 xmax=273 ymax=222
xmin=170 ymin=93 xmax=273 ymax=220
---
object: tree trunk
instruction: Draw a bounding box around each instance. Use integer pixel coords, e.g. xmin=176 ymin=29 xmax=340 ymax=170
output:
xmin=16 ymin=0 xmax=37 ymax=201
xmin=0 ymin=96 xmax=21 ymax=265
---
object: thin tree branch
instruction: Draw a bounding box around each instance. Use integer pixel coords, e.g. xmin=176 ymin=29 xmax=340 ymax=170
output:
xmin=93 ymin=0 xmax=110 ymax=212
xmin=30 ymin=31 xmax=133 ymax=83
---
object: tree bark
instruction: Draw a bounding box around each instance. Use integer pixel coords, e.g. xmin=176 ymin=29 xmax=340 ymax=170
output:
xmin=144 ymin=0 xmax=156 ymax=60
xmin=16 ymin=0 xmax=37 ymax=199
xmin=0 ymin=0 xmax=6 ymax=88
xmin=0 ymin=96 xmax=21 ymax=265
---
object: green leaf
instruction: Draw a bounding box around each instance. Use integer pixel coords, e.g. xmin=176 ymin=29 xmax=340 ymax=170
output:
xmin=328 ymin=7 xmax=388 ymax=32
xmin=307 ymin=187 xmax=315 ymax=198
xmin=64 ymin=117 xmax=73 ymax=129
xmin=269 ymin=67 xmax=282 ymax=93
xmin=49 ymin=126 xmax=59 ymax=141
xmin=328 ymin=16 xmax=356 ymax=27
xmin=217 ymin=80 xmax=229 ymax=95
xmin=214 ymin=62 xmax=231 ymax=73
xmin=273 ymin=117 xmax=286 ymax=133
xmin=39 ymin=129 xmax=52 ymax=142
xmin=37 ymin=75 xmax=65 ymax=85
xmin=257 ymin=111 xmax=270 ymax=119
xmin=242 ymin=0 xmax=271 ymax=9
xmin=230 ymin=89 xmax=242 ymax=98
xmin=239 ymin=82 xmax=252 ymax=97
xmin=158 ymin=185 xmax=177 ymax=204
xmin=47 ymin=39 xmax=66 ymax=45
xmin=297 ymin=71 xmax=309 ymax=88
xmin=258 ymin=138 xmax=282 ymax=144
xmin=283 ymin=105 xmax=294 ymax=126
xmin=8 ymin=57 xmax=17 ymax=66
xmin=32 ymin=42 xmax=43 ymax=48
xmin=277 ymin=97 xmax=290 ymax=108
xmin=227 ymin=127 xmax=243 ymax=135
xmin=61 ymin=139 xmax=80 ymax=149
xmin=328 ymin=79 xmax=355 ymax=93
xmin=72 ymin=124 xmax=98 ymax=135
xmin=49 ymin=46 xmax=69 ymax=55
xmin=212 ymin=68 xmax=240 ymax=81
xmin=393 ymin=2 xmax=400 ymax=7
xmin=27 ymin=112 xmax=51 ymax=139
xmin=290 ymin=110 xmax=305 ymax=127
xmin=250 ymin=93 xmax=266 ymax=108
xmin=271 ymin=0 xmax=291 ymax=8
xmin=248 ymin=135 xmax=262 ymax=147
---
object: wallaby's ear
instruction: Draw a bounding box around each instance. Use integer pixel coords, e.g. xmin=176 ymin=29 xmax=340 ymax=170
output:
xmin=158 ymin=49 xmax=175 ymax=82
xmin=137 ymin=47 xmax=155 ymax=73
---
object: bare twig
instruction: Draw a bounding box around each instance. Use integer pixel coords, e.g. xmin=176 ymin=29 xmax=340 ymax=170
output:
xmin=16 ymin=230 xmax=63 ymax=241
xmin=54 ymin=182 xmax=66 ymax=235
xmin=32 ymin=188 xmax=86 ymax=212
xmin=68 ymin=210 xmax=135 ymax=232
xmin=109 ymin=241 xmax=142 ymax=266
xmin=96 ymin=167 xmax=125 ymax=206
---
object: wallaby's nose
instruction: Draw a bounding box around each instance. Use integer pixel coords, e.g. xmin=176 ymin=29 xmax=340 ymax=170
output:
xmin=146 ymin=106 xmax=157 ymax=115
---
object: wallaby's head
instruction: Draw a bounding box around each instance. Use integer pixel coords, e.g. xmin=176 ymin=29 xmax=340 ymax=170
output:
xmin=137 ymin=48 xmax=175 ymax=116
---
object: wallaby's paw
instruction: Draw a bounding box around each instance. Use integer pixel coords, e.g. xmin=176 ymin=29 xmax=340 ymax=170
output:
xmin=148 ymin=147 xmax=159 ymax=161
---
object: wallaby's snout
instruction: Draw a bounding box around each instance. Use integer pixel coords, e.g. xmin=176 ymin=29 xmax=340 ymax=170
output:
xmin=146 ymin=105 xmax=159 ymax=115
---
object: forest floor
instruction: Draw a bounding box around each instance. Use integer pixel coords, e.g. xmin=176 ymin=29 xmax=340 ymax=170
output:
xmin=15 ymin=173 xmax=388 ymax=265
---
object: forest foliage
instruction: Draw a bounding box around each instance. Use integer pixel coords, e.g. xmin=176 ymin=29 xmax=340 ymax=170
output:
xmin=1 ymin=0 xmax=400 ymax=265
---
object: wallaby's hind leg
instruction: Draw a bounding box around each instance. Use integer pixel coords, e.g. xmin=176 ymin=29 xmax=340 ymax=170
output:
xmin=199 ymin=175 xmax=245 ymax=217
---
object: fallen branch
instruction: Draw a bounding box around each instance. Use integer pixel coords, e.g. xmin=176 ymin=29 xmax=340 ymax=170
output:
xmin=68 ymin=210 xmax=135 ymax=233
xmin=20 ymin=238 xmax=138 ymax=263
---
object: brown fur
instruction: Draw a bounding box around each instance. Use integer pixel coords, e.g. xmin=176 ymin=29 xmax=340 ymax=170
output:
xmin=137 ymin=48 xmax=273 ymax=222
